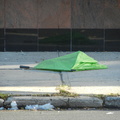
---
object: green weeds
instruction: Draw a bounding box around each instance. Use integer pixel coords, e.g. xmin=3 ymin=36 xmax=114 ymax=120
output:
xmin=0 ymin=93 xmax=9 ymax=100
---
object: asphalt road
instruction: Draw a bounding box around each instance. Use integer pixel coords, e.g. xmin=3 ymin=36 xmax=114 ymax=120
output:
xmin=0 ymin=52 xmax=120 ymax=95
xmin=0 ymin=110 xmax=120 ymax=120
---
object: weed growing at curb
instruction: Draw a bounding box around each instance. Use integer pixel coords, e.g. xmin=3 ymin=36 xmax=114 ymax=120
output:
xmin=0 ymin=93 xmax=9 ymax=100
xmin=91 ymin=93 xmax=120 ymax=100
xmin=92 ymin=94 xmax=106 ymax=99
xmin=55 ymin=85 xmax=79 ymax=97
xmin=53 ymin=89 xmax=79 ymax=97
xmin=30 ymin=89 xmax=79 ymax=97
xmin=1 ymin=92 xmax=120 ymax=100
xmin=109 ymin=93 xmax=120 ymax=97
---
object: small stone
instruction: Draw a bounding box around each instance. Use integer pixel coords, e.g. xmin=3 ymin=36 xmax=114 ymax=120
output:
xmin=0 ymin=99 xmax=4 ymax=107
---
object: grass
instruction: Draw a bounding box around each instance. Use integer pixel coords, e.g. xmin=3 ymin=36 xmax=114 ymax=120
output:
xmin=0 ymin=93 xmax=9 ymax=100
xmin=92 ymin=94 xmax=106 ymax=99
xmin=1 ymin=91 xmax=119 ymax=100
xmin=55 ymin=89 xmax=79 ymax=97
xmin=108 ymin=93 xmax=120 ymax=97
xmin=91 ymin=93 xmax=120 ymax=100
xmin=55 ymin=85 xmax=79 ymax=97
xmin=29 ymin=89 xmax=79 ymax=97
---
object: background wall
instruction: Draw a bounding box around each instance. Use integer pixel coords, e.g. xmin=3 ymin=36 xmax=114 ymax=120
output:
xmin=0 ymin=0 xmax=120 ymax=51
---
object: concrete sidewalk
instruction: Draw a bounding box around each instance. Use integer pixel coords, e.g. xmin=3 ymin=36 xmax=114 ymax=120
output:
xmin=0 ymin=51 xmax=120 ymax=95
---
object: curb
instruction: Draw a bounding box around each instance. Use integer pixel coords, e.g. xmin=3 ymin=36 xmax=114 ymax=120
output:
xmin=1 ymin=96 xmax=120 ymax=109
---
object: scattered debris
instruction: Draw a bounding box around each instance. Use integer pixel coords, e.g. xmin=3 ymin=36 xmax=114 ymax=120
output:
xmin=25 ymin=103 xmax=54 ymax=110
xmin=0 ymin=107 xmax=4 ymax=110
xmin=106 ymin=112 xmax=114 ymax=115
xmin=25 ymin=105 xmax=39 ymax=110
xmin=1 ymin=102 xmax=54 ymax=110
xmin=8 ymin=101 xmax=18 ymax=110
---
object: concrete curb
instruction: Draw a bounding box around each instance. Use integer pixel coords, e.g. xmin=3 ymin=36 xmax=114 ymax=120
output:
xmin=104 ymin=96 xmax=120 ymax=108
xmin=1 ymin=96 xmax=120 ymax=109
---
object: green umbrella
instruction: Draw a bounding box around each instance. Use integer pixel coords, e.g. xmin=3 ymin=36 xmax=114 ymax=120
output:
xmin=34 ymin=51 xmax=107 ymax=71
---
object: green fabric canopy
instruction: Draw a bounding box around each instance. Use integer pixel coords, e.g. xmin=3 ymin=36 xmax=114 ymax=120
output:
xmin=34 ymin=51 xmax=107 ymax=71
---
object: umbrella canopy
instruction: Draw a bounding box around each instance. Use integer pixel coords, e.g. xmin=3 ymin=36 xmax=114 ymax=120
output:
xmin=34 ymin=51 xmax=107 ymax=71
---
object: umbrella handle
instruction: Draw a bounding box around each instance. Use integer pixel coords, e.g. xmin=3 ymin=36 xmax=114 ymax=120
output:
xmin=20 ymin=65 xmax=30 ymax=69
